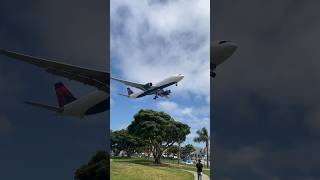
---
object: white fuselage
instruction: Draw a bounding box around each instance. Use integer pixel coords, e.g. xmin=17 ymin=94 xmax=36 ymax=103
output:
xmin=129 ymin=74 xmax=184 ymax=99
xmin=211 ymin=41 xmax=238 ymax=66
xmin=63 ymin=90 xmax=109 ymax=117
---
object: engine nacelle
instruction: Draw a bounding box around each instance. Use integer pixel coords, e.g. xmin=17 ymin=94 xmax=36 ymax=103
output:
xmin=156 ymin=89 xmax=171 ymax=97
xmin=163 ymin=90 xmax=171 ymax=96
xmin=144 ymin=82 xmax=153 ymax=89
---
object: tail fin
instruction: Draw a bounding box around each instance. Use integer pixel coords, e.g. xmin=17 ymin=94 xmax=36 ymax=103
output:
xmin=127 ymin=87 xmax=134 ymax=96
xmin=54 ymin=82 xmax=77 ymax=107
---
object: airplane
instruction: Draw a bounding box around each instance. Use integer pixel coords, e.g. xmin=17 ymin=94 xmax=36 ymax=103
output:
xmin=211 ymin=40 xmax=238 ymax=77
xmin=111 ymin=74 xmax=184 ymax=100
xmin=0 ymin=49 xmax=109 ymax=118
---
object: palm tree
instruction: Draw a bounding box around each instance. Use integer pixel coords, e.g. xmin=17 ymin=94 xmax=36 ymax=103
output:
xmin=193 ymin=127 xmax=209 ymax=168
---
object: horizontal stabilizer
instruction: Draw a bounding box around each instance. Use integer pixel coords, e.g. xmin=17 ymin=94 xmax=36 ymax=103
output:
xmin=24 ymin=101 xmax=63 ymax=113
xmin=118 ymin=93 xmax=129 ymax=97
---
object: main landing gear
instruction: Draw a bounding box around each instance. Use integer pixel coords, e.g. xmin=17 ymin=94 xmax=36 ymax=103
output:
xmin=211 ymin=71 xmax=216 ymax=78
xmin=210 ymin=63 xmax=216 ymax=78
xmin=153 ymin=96 xmax=158 ymax=100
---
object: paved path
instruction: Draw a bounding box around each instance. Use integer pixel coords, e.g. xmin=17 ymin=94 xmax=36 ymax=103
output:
xmin=184 ymin=170 xmax=210 ymax=180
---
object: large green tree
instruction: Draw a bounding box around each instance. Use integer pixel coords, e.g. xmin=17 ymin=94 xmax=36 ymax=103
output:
xmin=181 ymin=144 xmax=196 ymax=160
xmin=74 ymin=151 xmax=108 ymax=180
xmin=128 ymin=109 xmax=190 ymax=164
xmin=166 ymin=145 xmax=179 ymax=157
xmin=177 ymin=140 xmax=182 ymax=164
xmin=111 ymin=129 xmax=143 ymax=157
xmin=194 ymin=127 xmax=209 ymax=168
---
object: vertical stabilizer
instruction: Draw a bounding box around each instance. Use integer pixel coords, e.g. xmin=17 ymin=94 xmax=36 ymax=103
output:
xmin=127 ymin=87 xmax=134 ymax=96
xmin=54 ymin=82 xmax=77 ymax=107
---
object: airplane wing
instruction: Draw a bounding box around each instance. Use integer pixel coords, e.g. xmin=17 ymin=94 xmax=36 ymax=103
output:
xmin=0 ymin=49 xmax=109 ymax=92
xmin=111 ymin=77 xmax=146 ymax=91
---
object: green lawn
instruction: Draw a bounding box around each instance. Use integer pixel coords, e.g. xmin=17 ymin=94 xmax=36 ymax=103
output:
xmin=160 ymin=158 xmax=211 ymax=177
xmin=111 ymin=158 xmax=194 ymax=180
xmin=111 ymin=157 xmax=210 ymax=180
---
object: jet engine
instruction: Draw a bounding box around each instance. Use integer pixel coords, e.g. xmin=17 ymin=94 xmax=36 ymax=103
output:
xmin=144 ymin=82 xmax=153 ymax=89
xmin=158 ymin=90 xmax=171 ymax=96
xmin=164 ymin=90 xmax=171 ymax=95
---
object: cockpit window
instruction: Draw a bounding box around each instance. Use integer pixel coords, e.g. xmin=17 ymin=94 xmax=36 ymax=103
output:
xmin=218 ymin=40 xmax=228 ymax=44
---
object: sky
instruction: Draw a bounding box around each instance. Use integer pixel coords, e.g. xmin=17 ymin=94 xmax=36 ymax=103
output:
xmin=213 ymin=0 xmax=320 ymax=179
xmin=110 ymin=0 xmax=210 ymax=148
xmin=0 ymin=0 xmax=108 ymax=179
xmin=2 ymin=0 xmax=319 ymax=179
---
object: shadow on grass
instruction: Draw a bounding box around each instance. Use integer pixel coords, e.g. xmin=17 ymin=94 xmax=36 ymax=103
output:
xmin=112 ymin=157 xmax=170 ymax=167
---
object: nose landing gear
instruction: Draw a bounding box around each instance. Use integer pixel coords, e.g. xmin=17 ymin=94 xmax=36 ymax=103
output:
xmin=210 ymin=63 xmax=216 ymax=78
xmin=210 ymin=71 xmax=216 ymax=78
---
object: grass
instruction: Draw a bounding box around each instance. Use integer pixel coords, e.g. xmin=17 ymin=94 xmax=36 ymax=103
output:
xmin=111 ymin=157 xmax=211 ymax=179
xmin=111 ymin=158 xmax=194 ymax=180
xmin=160 ymin=158 xmax=211 ymax=177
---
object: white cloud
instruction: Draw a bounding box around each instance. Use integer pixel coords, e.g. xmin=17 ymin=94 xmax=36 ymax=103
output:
xmin=157 ymin=100 xmax=178 ymax=111
xmin=111 ymin=0 xmax=210 ymax=101
xmin=156 ymin=100 xmax=209 ymax=140
xmin=157 ymin=100 xmax=195 ymax=118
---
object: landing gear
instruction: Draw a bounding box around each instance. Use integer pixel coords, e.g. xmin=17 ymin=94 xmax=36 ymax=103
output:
xmin=211 ymin=71 xmax=216 ymax=78
xmin=153 ymin=96 xmax=158 ymax=100
xmin=210 ymin=63 xmax=216 ymax=78
xmin=176 ymin=83 xmax=178 ymax=86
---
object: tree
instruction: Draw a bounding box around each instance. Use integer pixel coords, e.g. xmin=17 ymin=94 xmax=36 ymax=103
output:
xmin=181 ymin=144 xmax=196 ymax=160
xmin=194 ymin=127 xmax=209 ymax=168
xmin=166 ymin=145 xmax=179 ymax=163
xmin=111 ymin=129 xmax=143 ymax=157
xmin=128 ymin=109 xmax=190 ymax=164
xmin=177 ymin=140 xmax=182 ymax=164
xmin=74 ymin=151 xmax=108 ymax=180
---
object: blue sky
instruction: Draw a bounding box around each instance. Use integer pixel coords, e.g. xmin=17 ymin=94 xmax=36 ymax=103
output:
xmin=110 ymin=0 xmax=210 ymax=147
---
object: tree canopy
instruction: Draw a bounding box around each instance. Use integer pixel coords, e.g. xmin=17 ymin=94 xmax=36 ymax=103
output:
xmin=74 ymin=151 xmax=108 ymax=180
xmin=111 ymin=129 xmax=143 ymax=157
xmin=128 ymin=109 xmax=190 ymax=164
xmin=181 ymin=144 xmax=196 ymax=160
xmin=166 ymin=145 xmax=179 ymax=157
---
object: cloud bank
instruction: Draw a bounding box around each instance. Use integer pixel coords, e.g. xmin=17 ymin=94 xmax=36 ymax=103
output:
xmin=111 ymin=0 xmax=210 ymax=101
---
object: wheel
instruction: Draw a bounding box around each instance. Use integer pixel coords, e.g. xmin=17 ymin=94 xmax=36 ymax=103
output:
xmin=211 ymin=71 xmax=216 ymax=78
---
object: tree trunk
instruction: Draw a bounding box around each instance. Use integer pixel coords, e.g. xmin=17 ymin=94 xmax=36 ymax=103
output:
xmin=153 ymin=151 xmax=162 ymax=164
xmin=153 ymin=146 xmax=162 ymax=164
xmin=115 ymin=150 xmax=120 ymax=156
xmin=154 ymin=155 xmax=161 ymax=164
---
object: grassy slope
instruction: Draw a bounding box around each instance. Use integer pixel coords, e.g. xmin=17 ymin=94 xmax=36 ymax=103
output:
xmin=111 ymin=158 xmax=194 ymax=180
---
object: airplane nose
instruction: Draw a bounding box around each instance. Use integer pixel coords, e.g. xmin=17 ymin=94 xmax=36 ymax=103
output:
xmin=228 ymin=42 xmax=238 ymax=54
xmin=177 ymin=74 xmax=184 ymax=81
